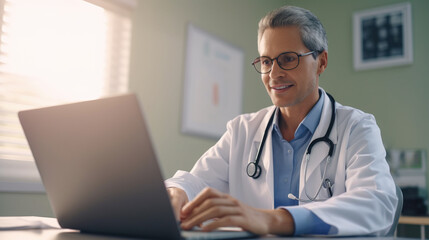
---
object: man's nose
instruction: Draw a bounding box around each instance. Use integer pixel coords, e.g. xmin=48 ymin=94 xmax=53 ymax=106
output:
xmin=269 ymin=59 xmax=284 ymax=79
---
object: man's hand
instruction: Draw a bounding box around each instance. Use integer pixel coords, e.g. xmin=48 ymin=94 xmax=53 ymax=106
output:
xmin=179 ymin=187 xmax=295 ymax=236
xmin=167 ymin=187 xmax=189 ymax=221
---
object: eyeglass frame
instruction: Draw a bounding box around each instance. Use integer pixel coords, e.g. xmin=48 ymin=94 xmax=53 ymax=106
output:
xmin=252 ymin=51 xmax=316 ymax=74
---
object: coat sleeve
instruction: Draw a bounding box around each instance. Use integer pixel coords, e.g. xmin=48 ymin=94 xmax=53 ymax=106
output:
xmin=298 ymin=113 xmax=398 ymax=236
xmin=164 ymin=119 xmax=234 ymax=201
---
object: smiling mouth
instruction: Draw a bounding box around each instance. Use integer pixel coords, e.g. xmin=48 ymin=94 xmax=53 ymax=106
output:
xmin=271 ymin=84 xmax=294 ymax=90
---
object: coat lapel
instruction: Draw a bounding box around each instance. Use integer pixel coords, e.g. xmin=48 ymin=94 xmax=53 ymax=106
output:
xmin=250 ymin=106 xmax=276 ymax=207
xmin=300 ymin=90 xmax=338 ymax=199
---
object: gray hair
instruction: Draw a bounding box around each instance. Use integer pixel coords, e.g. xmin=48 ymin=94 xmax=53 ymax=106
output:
xmin=258 ymin=6 xmax=328 ymax=54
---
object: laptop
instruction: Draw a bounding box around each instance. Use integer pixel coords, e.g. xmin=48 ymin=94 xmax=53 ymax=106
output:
xmin=18 ymin=94 xmax=256 ymax=240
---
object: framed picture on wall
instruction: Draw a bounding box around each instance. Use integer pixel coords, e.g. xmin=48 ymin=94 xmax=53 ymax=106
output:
xmin=353 ymin=2 xmax=413 ymax=71
xmin=182 ymin=24 xmax=244 ymax=139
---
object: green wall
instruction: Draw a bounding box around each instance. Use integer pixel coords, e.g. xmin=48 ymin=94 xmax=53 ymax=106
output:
xmin=128 ymin=0 xmax=285 ymax=179
xmin=290 ymin=0 xmax=429 ymax=155
xmin=129 ymin=0 xmax=429 ymax=184
xmin=1 ymin=2 xmax=428 ymax=237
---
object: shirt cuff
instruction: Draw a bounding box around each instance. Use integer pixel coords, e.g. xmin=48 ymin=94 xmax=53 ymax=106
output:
xmin=285 ymin=207 xmax=331 ymax=235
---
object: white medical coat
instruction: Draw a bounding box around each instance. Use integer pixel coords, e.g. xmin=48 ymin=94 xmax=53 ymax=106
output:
xmin=165 ymin=89 xmax=398 ymax=236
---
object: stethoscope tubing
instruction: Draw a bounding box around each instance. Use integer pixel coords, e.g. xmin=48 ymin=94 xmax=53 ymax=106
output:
xmin=246 ymin=92 xmax=336 ymax=201
xmin=246 ymin=108 xmax=276 ymax=179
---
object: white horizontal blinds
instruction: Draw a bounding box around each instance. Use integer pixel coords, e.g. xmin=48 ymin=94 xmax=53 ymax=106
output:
xmin=104 ymin=11 xmax=132 ymax=95
xmin=0 ymin=0 xmax=132 ymax=162
xmin=0 ymin=73 xmax=49 ymax=162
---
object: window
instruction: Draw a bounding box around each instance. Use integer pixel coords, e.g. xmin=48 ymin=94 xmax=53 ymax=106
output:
xmin=0 ymin=0 xmax=136 ymax=192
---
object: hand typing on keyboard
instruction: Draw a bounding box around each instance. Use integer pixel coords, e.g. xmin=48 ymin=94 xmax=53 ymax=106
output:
xmin=178 ymin=187 xmax=295 ymax=235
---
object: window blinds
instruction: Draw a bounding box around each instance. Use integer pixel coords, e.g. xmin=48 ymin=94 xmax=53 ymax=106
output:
xmin=0 ymin=0 xmax=133 ymax=166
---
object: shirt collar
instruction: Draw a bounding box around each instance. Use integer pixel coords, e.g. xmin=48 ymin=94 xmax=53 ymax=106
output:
xmin=302 ymin=91 xmax=324 ymax=135
xmin=272 ymin=90 xmax=325 ymax=138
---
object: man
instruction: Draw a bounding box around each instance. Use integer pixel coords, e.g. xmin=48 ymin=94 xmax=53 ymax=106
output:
xmin=165 ymin=6 xmax=397 ymax=236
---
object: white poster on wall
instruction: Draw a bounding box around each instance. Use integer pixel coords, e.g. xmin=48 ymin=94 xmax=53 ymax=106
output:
xmin=182 ymin=24 xmax=244 ymax=139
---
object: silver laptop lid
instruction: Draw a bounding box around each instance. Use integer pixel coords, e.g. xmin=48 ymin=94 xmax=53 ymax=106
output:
xmin=18 ymin=94 xmax=181 ymax=239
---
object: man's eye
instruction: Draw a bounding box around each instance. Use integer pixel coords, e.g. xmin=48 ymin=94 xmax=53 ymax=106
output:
xmin=261 ymin=59 xmax=271 ymax=65
xmin=282 ymin=56 xmax=296 ymax=63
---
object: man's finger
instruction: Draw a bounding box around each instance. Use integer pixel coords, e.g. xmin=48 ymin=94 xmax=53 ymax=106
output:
xmin=184 ymin=197 xmax=236 ymax=220
xmin=181 ymin=205 xmax=239 ymax=230
xmin=181 ymin=188 xmax=224 ymax=215
xmin=166 ymin=187 xmax=188 ymax=220
xmin=200 ymin=215 xmax=243 ymax=232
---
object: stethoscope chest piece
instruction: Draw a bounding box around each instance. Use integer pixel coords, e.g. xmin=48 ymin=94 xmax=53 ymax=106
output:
xmin=246 ymin=162 xmax=261 ymax=179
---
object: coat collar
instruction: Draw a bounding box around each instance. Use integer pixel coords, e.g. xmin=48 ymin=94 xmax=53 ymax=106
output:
xmin=311 ymin=89 xmax=338 ymax=146
xmin=252 ymin=106 xmax=276 ymax=143
xmin=252 ymin=88 xmax=338 ymax=147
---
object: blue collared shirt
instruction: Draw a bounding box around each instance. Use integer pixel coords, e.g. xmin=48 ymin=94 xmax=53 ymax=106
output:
xmin=271 ymin=92 xmax=331 ymax=235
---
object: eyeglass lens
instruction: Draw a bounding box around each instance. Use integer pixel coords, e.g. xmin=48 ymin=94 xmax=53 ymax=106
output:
xmin=253 ymin=52 xmax=300 ymax=73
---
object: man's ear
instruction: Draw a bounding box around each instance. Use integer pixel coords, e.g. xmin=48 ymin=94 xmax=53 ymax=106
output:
xmin=317 ymin=51 xmax=328 ymax=75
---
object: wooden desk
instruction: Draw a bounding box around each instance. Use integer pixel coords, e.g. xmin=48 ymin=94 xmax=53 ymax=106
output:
xmin=398 ymin=216 xmax=429 ymax=240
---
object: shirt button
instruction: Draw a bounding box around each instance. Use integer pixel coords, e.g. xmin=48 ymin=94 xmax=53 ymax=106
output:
xmin=288 ymin=149 xmax=292 ymax=154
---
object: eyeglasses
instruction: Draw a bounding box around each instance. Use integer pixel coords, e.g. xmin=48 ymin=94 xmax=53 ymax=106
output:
xmin=252 ymin=51 xmax=315 ymax=74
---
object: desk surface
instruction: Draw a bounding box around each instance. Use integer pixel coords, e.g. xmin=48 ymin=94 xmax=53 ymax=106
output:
xmin=399 ymin=216 xmax=429 ymax=225
xmin=0 ymin=229 xmax=416 ymax=240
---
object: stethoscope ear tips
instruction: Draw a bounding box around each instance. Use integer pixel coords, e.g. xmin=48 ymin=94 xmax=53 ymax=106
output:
xmin=246 ymin=162 xmax=262 ymax=179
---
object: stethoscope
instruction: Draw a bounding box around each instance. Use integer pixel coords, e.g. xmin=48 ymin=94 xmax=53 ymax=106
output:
xmin=246 ymin=93 xmax=336 ymax=202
